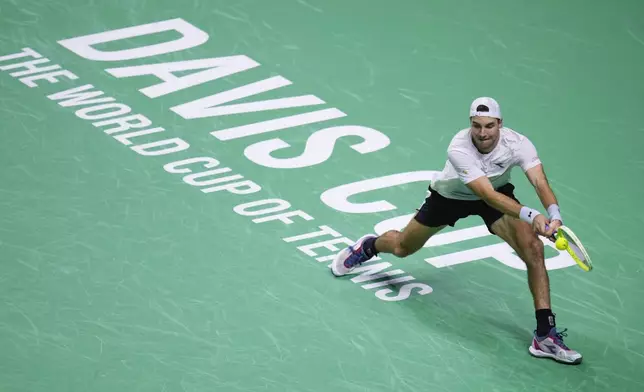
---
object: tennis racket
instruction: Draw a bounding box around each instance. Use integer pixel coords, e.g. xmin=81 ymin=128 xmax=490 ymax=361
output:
xmin=546 ymin=224 xmax=593 ymax=272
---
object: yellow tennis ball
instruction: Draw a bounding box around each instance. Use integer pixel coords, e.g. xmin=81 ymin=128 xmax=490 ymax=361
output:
xmin=555 ymin=237 xmax=568 ymax=250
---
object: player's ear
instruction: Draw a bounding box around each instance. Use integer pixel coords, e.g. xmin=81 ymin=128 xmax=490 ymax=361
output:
xmin=498 ymin=119 xmax=503 ymax=127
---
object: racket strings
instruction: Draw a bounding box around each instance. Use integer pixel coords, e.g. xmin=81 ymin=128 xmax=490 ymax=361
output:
xmin=558 ymin=227 xmax=593 ymax=271
xmin=561 ymin=232 xmax=586 ymax=261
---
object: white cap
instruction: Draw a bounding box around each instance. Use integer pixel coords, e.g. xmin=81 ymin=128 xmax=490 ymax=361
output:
xmin=469 ymin=97 xmax=502 ymax=119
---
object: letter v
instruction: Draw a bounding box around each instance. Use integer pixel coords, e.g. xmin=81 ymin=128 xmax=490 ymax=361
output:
xmin=170 ymin=76 xmax=325 ymax=119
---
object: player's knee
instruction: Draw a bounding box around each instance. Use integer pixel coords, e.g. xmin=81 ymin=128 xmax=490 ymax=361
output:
xmin=525 ymin=236 xmax=544 ymax=263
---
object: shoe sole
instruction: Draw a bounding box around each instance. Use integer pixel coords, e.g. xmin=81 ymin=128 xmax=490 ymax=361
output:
xmin=528 ymin=345 xmax=583 ymax=365
xmin=330 ymin=247 xmax=352 ymax=277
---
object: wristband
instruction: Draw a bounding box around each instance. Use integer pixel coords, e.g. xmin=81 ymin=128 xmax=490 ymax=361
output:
xmin=547 ymin=204 xmax=562 ymax=222
xmin=520 ymin=206 xmax=541 ymax=224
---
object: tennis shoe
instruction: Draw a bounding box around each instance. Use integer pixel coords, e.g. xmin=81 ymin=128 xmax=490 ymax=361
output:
xmin=330 ymin=234 xmax=376 ymax=277
xmin=529 ymin=327 xmax=582 ymax=365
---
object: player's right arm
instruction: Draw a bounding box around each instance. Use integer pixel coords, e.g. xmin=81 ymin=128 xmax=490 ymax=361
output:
xmin=448 ymin=149 xmax=549 ymax=234
xmin=466 ymin=176 xmax=524 ymax=218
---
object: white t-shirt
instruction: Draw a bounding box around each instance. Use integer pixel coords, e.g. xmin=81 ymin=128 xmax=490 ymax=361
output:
xmin=431 ymin=127 xmax=542 ymax=200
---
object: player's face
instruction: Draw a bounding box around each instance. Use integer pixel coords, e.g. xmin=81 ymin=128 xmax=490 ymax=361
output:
xmin=470 ymin=116 xmax=501 ymax=153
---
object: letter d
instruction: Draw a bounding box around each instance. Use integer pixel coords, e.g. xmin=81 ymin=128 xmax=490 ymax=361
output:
xmin=58 ymin=18 xmax=208 ymax=61
xmin=131 ymin=138 xmax=190 ymax=156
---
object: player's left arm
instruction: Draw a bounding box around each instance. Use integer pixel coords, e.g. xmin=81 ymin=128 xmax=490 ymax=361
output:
xmin=519 ymin=138 xmax=562 ymax=236
xmin=525 ymin=164 xmax=561 ymax=219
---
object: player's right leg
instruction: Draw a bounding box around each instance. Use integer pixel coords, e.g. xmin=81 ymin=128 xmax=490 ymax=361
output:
xmin=330 ymin=217 xmax=444 ymax=277
xmin=330 ymin=187 xmax=469 ymax=277
xmin=374 ymin=219 xmax=444 ymax=258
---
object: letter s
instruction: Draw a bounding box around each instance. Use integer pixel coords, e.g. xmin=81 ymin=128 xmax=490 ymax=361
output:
xmin=243 ymin=125 xmax=390 ymax=169
xmin=375 ymin=283 xmax=433 ymax=302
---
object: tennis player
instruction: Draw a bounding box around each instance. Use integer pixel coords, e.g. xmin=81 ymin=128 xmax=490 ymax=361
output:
xmin=331 ymin=97 xmax=582 ymax=365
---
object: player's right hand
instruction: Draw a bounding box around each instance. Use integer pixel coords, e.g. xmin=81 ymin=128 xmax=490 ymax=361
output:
xmin=544 ymin=219 xmax=561 ymax=242
xmin=532 ymin=214 xmax=551 ymax=237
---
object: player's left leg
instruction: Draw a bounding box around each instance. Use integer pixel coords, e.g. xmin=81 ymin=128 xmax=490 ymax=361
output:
xmin=482 ymin=184 xmax=582 ymax=365
xmin=490 ymin=215 xmax=551 ymax=310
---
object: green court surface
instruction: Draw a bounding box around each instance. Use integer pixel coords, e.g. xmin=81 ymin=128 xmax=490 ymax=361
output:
xmin=2 ymin=0 xmax=644 ymax=391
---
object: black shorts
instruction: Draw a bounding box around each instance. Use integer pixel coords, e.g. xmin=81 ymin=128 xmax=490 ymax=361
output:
xmin=414 ymin=183 xmax=520 ymax=234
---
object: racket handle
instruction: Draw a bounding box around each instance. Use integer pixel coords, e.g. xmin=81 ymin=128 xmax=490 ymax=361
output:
xmin=543 ymin=224 xmax=557 ymax=241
